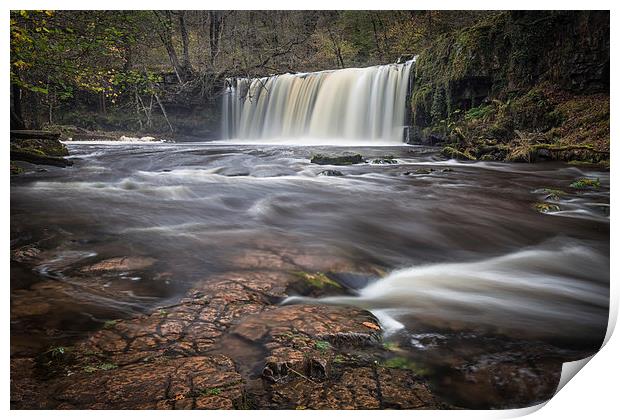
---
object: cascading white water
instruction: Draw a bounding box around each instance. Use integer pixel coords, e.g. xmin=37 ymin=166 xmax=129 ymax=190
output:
xmin=222 ymin=60 xmax=414 ymax=144
xmin=284 ymin=245 xmax=609 ymax=341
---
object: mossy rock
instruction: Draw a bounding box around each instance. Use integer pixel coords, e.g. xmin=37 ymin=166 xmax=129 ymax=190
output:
xmin=10 ymin=161 xmax=24 ymax=175
xmin=538 ymin=188 xmax=567 ymax=201
xmin=440 ymin=146 xmax=475 ymax=161
xmin=570 ymin=178 xmax=601 ymax=190
xmin=310 ymin=154 xmax=364 ymax=165
xmin=11 ymin=138 xmax=69 ymax=157
xmin=533 ymin=202 xmax=561 ymax=213
xmin=292 ymin=271 xmax=342 ymax=290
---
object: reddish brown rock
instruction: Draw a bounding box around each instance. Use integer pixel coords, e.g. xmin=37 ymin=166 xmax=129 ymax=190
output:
xmin=80 ymin=256 xmax=156 ymax=273
xmin=51 ymin=355 xmax=242 ymax=409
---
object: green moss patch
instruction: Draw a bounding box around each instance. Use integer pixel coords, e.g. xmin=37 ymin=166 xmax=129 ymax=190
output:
xmin=292 ymin=271 xmax=342 ymax=289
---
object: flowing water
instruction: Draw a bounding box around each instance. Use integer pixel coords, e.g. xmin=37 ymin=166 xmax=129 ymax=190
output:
xmin=222 ymin=61 xmax=413 ymax=143
xmin=11 ymin=141 xmax=609 ymax=407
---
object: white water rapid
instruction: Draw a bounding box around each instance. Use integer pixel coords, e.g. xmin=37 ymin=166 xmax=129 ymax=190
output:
xmin=284 ymin=244 xmax=609 ymax=341
xmin=222 ymin=61 xmax=414 ymax=144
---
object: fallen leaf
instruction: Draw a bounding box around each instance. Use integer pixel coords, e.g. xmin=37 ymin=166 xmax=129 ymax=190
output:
xmin=174 ymin=394 xmax=186 ymax=400
xmin=362 ymin=322 xmax=380 ymax=331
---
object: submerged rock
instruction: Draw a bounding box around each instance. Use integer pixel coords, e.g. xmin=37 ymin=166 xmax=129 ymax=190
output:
xmin=371 ymin=156 xmax=397 ymax=164
xmin=318 ymin=170 xmax=344 ymax=176
xmin=310 ymin=154 xmax=364 ymax=165
xmin=80 ymin=256 xmax=156 ymax=273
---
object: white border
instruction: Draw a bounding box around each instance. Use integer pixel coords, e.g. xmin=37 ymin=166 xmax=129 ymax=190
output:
xmin=3 ymin=2 xmax=617 ymax=419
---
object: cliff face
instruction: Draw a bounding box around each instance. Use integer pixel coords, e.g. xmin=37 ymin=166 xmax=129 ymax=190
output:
xmin=409 ymin=11 xmax=609 ymax=164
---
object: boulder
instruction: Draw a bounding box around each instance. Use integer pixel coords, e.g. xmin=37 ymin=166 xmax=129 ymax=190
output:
xmin=310 ymin=154 xmax=364 ymax=165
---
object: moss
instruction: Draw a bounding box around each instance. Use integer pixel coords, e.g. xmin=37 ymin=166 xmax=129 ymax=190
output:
xmin=200 ymin=387 xmax=222 ymax=396
xmin=465 ymin=104 xmax=495 ymax=121
xmin=382 ymin=342 xmax=401 ymax=351
xmin=314 ymin=340 xmax=331 ymax=351
xmin=333 ymin=355 xmax=345 ymax=364
xmin=570 ymin=178 xmax=601 ymax=189
xmin=292 ymin=271 xmax=342 ymax=289
xmin=103 ymin=320 xmax=118 ymax=329
xmin=381 ymin=357 xmax=430 ymax=375
xmin=98 ymin=363 xmax=118 ymax=371
xmin=11 ymin=138 xmax=69 ymax=157
xmin=533 ymin=202 xmax=561 ymax=213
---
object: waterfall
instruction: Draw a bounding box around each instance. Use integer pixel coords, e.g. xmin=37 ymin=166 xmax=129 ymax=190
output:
xmin=222 ymin=60 xmax=414 ymax=144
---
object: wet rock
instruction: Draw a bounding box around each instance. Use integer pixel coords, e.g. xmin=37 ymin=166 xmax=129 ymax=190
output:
xmin=371 ymin=157 xmax=397 ymax=164
xmin=453 ymin=349 xmax=563 ymax=408
xmin=318 ymin=170 xmax=344 ymax=176
xmin=570 ymin=177 xmax=601 ymax=189
xmin=229 ymin=303 xmax=381 ymax=388
xmin=533 ymin=202 xmax=561 ymax=213
xmin=80 ymin=256 xmax=156 ymax=273
xmin=53 ymin=355 xmax=242 ymax=409
xmin=311 ymin=154 xmax=364 ymax=165
xmin=11 ymin=245 xmax=41 ymax=263
xmin=268 ymin=366 xmax=442 ymax=409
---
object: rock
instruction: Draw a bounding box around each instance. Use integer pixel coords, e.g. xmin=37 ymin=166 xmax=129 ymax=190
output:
xmin=570 ymin=177 xmax=601 ymax=189
xmin=318 ymin=170 xmax=344 ymax=176
xmin=371 ymin=157 xmax=397 ymax=164
xmin=80 ymin=256 xmax=156 ymax=273
xmin=268 ymin=366 xmax=442 ymax=409
xmin=11 ymin=245 xmax=41 ymax=263
xmin=52 ymin=355 xmax=242 ymax=409
xmin=310 ymin=154 xmax=364 ymax=165
xmin=533 ymin=202 xmax=561 ymax=213
xmin=10 ymin=151 xmax=72 ymax=168
xmin=10 ymin=137 xmax=71 ymax=168
xmin=10 ymin=130 xmax=61 ymax=141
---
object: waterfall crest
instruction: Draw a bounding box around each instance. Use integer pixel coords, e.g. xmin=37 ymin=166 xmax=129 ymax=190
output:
xmin=222 ymin=60 xmax=414 ymax=144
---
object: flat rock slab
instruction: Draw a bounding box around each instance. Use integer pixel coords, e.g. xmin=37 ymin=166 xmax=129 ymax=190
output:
xmin=10 ymin=130 xmax=61 ymax=140
xmin=13 ymin=355 xmax=243 ymax=409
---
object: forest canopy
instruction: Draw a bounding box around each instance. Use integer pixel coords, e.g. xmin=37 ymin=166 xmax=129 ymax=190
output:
xmin=10 ymin=10 xmax=493 ymax=131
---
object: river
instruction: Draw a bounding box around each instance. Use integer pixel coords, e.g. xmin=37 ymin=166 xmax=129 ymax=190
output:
xmin=10 ymin=140 xmax=609 ymax=407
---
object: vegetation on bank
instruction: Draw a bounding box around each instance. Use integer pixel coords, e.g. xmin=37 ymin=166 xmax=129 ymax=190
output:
xmin=409 ymin=11 xmax=609 ymax=165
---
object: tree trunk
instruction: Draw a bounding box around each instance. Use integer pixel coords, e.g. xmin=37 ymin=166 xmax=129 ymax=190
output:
xmin=178 ymin=11 xmax=192 ymax=75
xmin=154 ymin=11 xmax=184 ymax=83
xmin=208 ymin=11 xmax=224 ymax=66
xmin=11 ymin=84 xmax=26 ymax=130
